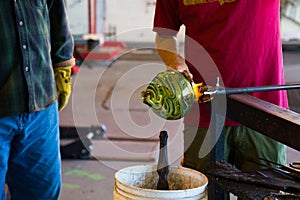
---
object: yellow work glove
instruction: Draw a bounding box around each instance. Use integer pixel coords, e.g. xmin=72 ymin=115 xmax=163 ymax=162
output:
xmin=54 ymin=66 xmax=72 ymax=111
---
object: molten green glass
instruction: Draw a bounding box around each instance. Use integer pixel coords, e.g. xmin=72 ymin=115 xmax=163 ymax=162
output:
xmin=141 ymin=70 xmax=195 ymax=120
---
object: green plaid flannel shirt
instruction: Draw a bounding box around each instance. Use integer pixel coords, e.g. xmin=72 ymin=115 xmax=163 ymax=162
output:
xmin=0 ymin=0 xmax=74 ymax=117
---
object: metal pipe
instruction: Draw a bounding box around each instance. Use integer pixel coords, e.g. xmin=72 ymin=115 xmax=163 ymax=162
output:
xmin=204 ymin=83 xmax=300 ymax=95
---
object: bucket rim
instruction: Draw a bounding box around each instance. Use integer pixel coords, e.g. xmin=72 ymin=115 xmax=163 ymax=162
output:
xmin=114 ymin=164 xmax=208 ymax=196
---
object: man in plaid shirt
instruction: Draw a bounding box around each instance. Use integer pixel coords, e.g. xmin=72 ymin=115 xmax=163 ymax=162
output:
xmin=0 ymin=0 xmax=74 ymax=199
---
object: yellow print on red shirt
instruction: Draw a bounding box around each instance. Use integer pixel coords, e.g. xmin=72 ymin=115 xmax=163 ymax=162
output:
xmin=183 ymin=0 xmax=236 ymax=5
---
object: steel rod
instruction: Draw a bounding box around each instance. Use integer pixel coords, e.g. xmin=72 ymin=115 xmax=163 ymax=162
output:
xmin=205 ymin=83 xmax=300 ymax=95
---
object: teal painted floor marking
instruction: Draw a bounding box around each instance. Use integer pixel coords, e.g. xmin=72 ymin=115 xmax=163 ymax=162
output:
xmin=64 ymin=169 xmax=105 ymax=181
xmin=62 ymin=182 xmax=80 ymax=189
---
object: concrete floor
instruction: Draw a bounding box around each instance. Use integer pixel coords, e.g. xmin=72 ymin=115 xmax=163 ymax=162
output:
xmin=58 ymin=49 xmax=300 ymax=200
xmin=59 ymin=52 xmax=184 ymax=199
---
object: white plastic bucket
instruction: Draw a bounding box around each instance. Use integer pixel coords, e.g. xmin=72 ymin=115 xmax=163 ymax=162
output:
xmin=114 ymin=164 xmax=208 ymax=200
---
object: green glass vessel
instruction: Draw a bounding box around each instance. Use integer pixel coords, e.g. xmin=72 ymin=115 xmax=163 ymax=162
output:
xmin=141 ymin=69 xmax=195 ymax=120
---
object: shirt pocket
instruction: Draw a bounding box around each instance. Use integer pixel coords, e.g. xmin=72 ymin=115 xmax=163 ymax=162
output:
xmin=30 ymin=0 xmax=47 ymax=9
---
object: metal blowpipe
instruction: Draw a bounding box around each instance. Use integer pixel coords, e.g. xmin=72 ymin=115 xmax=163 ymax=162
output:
xmin=201 ymin=77 xmax=300 ymax=97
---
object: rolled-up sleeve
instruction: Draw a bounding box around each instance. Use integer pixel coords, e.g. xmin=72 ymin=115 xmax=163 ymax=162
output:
xmin=48 ymin=0 xmax=75 ymax=67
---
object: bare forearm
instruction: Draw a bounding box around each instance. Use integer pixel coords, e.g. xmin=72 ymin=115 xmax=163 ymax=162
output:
xmin=155 ymin=33 xmax=192 ymax=78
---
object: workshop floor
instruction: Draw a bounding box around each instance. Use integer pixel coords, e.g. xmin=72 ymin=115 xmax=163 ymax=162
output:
xmin=58 ymin=49 xmax=300 ymax=200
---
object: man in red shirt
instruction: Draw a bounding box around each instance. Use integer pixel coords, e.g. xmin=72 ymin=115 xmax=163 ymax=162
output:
xmin=153 ymin=0 xmax=288 ymax=172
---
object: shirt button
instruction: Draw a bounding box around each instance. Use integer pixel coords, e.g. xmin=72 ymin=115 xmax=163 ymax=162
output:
xmin=19 ymin=21 xmax=23 ymax=26
xmin=23 ymin=45 xmax=27 ymax=49
xmin=25 ymin=66 xmax=29 ymax=72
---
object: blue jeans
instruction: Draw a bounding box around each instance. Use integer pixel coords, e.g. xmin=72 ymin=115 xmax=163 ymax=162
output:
xmin=0 ymin=102 xmax=61 ymax=200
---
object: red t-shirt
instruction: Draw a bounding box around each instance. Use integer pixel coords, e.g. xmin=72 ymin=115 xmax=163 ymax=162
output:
xmin=153 ymin=0 xmax=288 ymax=127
